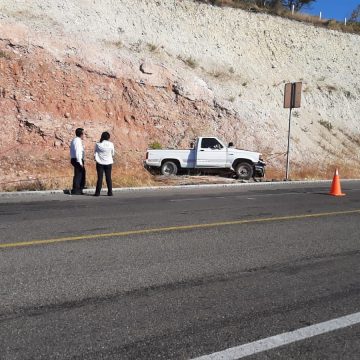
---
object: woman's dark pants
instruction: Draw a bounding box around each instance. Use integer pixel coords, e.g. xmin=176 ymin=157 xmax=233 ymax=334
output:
xmin=95 ymin=163 xmax=113 ymax=195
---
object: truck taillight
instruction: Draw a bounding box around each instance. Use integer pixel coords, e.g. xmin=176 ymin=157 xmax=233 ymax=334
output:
xmin=146 ymin=151 xmax=149 ymax=160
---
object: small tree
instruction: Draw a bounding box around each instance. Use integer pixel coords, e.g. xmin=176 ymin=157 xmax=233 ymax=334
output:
xmin=269 ymin=0 xmax=316 ymax=11
xmin=270 ymin=0 xmax=283 ymax=10
xmin=284 ymin=0 xmax=316 ymax=11
xmin=350 ymin=4 xmax=360 ymax=22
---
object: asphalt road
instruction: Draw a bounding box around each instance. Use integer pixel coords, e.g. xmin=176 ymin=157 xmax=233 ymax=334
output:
xmin=1 ymin=181 xmax=360 ymax=359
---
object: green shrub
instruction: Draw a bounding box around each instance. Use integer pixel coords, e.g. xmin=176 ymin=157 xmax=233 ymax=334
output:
xmin=147 ymin=43 xmax=158 ymax=52
xmin=325 ymin=85 xmax=337 ymax=93
xmin=0 ymin=50 xmax=11 ymax=59
xmin=185 ymin=57 xmax=198 ymax=68
xmin=319 ymin=119 xmax=333 ymax=131
xmin=149 ymin=141 xmax=162 ymax=149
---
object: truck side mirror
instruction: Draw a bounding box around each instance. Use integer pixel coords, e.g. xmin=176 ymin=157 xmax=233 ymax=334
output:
xmin=228 ymin=142 xmax=234 ymax=147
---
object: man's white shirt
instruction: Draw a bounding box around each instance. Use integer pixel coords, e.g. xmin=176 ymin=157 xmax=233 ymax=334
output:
xmin=70 ymin=137 xmax=85 ymax=166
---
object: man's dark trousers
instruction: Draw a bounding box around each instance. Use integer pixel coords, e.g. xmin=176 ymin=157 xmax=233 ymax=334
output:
xmin=71 ymin=158 xmax=86 ymax=194
xmin=95 ymin=163 xmax=112 ymax=195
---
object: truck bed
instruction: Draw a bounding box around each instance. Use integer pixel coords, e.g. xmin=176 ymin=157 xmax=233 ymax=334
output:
xmin=146 ymin=149 xmax=196 ymax=168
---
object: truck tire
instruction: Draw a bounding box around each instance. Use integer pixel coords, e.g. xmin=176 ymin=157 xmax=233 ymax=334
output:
xmin=235 ymin=162 xmax=253 ymax=180
xmin=161 ymin=161 xmax=178 ymax=176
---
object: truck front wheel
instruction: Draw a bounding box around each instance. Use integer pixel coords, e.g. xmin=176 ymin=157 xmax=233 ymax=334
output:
xmin=161 ymin=161 xmax=178 ymax=176
xmin=235 ymin=162 xmax=253 ymax=180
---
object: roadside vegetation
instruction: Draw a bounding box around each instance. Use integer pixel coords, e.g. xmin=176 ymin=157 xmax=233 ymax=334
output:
xmin=149 ymin=141 xmax=162 ymax=150
xmin=318 ymin=119 xmax=333 ymax=132
xmin=1 ymin=168 xmax=156 ymax=192
xmin=196 ymin=1 xmax=360 ymax=35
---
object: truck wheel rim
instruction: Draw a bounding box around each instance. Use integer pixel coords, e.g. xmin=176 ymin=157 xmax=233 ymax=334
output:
xmin=239 ymin=166 xmax=249 ymax=176
xmin=164 ymin=164 xmax=174 ymax=174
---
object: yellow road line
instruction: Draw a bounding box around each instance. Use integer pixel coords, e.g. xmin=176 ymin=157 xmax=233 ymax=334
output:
xmin=1 ymin=209 xmax=359 ymax=250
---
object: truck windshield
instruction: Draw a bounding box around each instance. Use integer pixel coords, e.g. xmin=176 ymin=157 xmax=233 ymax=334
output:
xmin=201 ymin=138 xmax=223 ymax=149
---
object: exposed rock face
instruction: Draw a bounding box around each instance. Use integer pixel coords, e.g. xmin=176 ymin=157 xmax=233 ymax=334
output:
xmin=0 ymin=39 xmax=242 ymax=187
xmin=0 ymin=0 xmax=359 ymax=188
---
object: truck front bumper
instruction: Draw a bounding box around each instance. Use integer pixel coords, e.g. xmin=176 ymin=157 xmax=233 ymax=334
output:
xmin=254 ymin=160 xmax=266 ymax=178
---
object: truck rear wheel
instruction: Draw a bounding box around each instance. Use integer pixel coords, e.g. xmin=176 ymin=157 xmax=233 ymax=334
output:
xmin=161 ymin=161 xmax=178 ymax=176
xmin=235 ymin=162 xmax=253 ymax=180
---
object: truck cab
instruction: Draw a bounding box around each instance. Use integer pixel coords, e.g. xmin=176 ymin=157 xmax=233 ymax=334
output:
xmin=195 ymin=137 xmax=228 ymax=167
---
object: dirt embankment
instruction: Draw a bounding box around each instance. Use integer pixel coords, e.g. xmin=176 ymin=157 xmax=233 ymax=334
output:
xmin=0 ymin=0 xmax=360 ymax=189
xmin=0 ymin=39 xmax=243 ymax=189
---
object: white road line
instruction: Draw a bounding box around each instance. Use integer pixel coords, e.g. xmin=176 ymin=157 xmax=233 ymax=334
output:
xmin=170 ymin=192 xmax=301 ymax=202
xmin=191 ymin=311 xmax=360 ymax=360
xmin=170 ymin=197 xmax=215 ymax=202
xmin=171 ymin=189 xmax=360 ymax=202
xmin=236 ymin=191 xmax=309 ymax=198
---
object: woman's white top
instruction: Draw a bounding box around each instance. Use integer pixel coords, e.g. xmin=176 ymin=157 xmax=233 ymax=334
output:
xmin=94 ymin=140 xmax=115 ymax=165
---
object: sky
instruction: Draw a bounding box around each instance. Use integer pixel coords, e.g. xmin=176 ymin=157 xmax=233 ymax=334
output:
xmin=301 ymin=0 xmax=359 ymax=21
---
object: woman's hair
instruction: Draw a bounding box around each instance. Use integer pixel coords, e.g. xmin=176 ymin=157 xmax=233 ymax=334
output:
xmin=100 ymin=131 xmax=110 ymax=142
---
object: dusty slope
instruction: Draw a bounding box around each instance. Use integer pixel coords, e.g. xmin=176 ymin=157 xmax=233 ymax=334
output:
xmin=0 ymin=0 xmax=359 ymax=189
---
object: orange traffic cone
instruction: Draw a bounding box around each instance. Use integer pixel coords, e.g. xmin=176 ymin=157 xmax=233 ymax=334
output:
xmin=329 ymin=168 xmax=346 ymax=196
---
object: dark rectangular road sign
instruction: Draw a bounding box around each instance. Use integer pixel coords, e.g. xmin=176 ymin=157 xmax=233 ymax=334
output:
xmin=284 ymin=82 xmax=302 ymax=109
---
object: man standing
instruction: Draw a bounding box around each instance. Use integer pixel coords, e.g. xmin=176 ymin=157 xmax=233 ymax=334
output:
xmin=70 ymin=128 xmax=86 ymax=195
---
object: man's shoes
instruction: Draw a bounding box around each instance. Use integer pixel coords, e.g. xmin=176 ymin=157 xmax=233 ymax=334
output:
xmin=93 ymin=193 xmax=100 ymax=197
xmin=108 ymin=192 xmax=113 ymax=196
xmin=71 ymin=190 xmax=83 ymax=195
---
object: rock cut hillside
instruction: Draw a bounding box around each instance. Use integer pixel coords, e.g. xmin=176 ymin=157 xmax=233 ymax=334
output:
xmin=0 ymin=0 xmax=359 ymax=188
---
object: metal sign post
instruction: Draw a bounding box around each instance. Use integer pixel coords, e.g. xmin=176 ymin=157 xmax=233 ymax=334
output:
xmin=284 ymin=82 xmax=302 ymax=181
xmin=285 ymin=106 xmax=292 ymax=181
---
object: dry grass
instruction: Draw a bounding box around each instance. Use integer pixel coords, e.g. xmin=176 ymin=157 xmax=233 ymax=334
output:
xmin=338 ymin=128 xmax=360 ymax=147
xmin=195 ymin=1 xmax=360 ymax=35
xmin=0 ymin=167 xmax=157 ymax=192
xmin=2 ymin=176 xmax=71 ymax=192
xmin=0 ymin=50 xmax=11 ymax=59
xmin=3 ymin=163 xmax=360 ymax=192
xmin=104 ymin=40 xmax=124 ymax=49
xmin=319 ymin=119 xmax=333 ymax=131
xmin=265 ymin=162 xmax=360 ymax=181
xmin=111 ymin=168 xmax=155 ymax=187
xmin=209 ymin=70 xmax=228 ymax=79
xmin=147 ymin=43 xmax=159 ymax=52
xmin=184 ymin=57 xmax=198 ymax=68
xmin=2 ymin=145 xmax=360 ymax=192
xmin=205 ymin=67 xmax=240 ymax=81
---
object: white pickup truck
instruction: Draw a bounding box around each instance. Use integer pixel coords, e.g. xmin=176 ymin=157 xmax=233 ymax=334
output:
xmin=144 ymin=137 xmax=265 ymax=180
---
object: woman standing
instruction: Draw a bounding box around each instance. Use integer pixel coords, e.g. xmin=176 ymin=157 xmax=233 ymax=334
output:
xmin=94 ymin=132 xmax=115 ymax=196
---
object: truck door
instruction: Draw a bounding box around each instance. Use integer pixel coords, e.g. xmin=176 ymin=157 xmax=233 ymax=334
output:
xmin=196 ymin=138 xmax=227 ymax=167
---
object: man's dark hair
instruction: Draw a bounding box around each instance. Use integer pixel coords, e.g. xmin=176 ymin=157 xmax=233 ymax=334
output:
xmin=100 ymin=131 xmax=110 ymax=142
xmin=75 ymin=128 xmax=84 ymax=137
